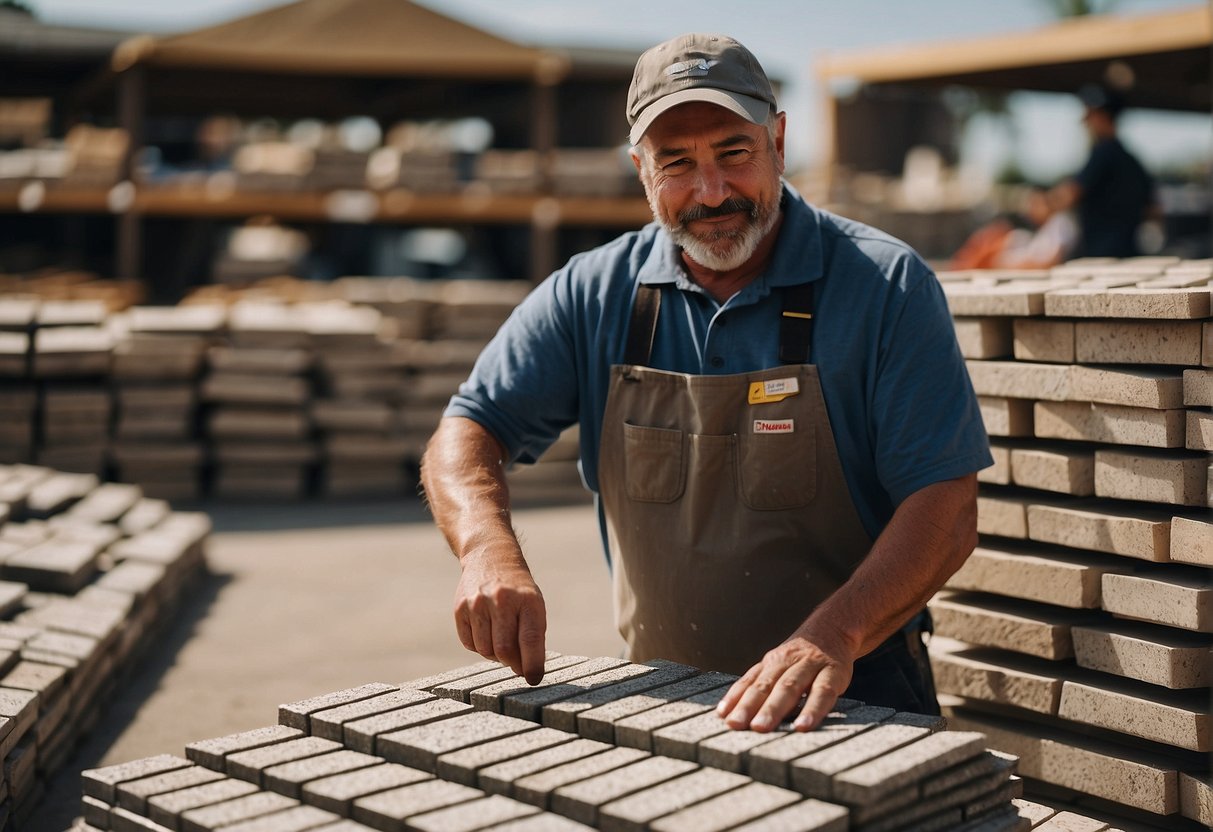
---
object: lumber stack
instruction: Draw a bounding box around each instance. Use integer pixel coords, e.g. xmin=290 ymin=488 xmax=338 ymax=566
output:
xmin=0 ymin=464 xmax=210 ymax=825
xmin=935 ymin=256 xmax=1212 ymax=831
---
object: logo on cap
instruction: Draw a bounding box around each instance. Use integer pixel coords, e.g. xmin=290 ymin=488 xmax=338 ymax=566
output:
xmin=664 ymin=59 xmax=719 ymax=78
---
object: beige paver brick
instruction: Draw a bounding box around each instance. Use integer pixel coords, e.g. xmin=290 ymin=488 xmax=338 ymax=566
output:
xmin=1068 ymin=366 xmax=1185 ymax=409
xmin=1184 ymin=369 xmax=1213 ymax=406
xmin=1010 ymin=447 xmax=1094 ymax=496
xmin=928 ymin=639 xmax=1062 ymax=714
xmin=1186 ymin=410 xmax=1213 ymax=451
xmin=1043 ymin=287 xmax=1211 ymax=319
xmin=1071 ymin=621 xmax=1212 ymax=689
xmin=929 ymin=593 xmax=1090 ymax=660
xmin=954 ymin=318 xmax=1014 ymax=360
xmin=979 ymin=398 xmax=1034 ymax=438
xmin=966 ymin=361 xmax=1071 ymax=401
xmin=1075 ymin=320 xmax=1204 ymax=366
xmin=977 ymin=493 xmax=1033 ymax=539
xmin=979 ymin=444 xmax=1012 ymax=486
xmin=1033 ymin=401 xmax=1185 ymax=448
xmin=1170 ymin=516 xmax=1213 ymax=566
xmin=1012 ymin=319 xmax=1074 ymax=363
xmin=1094 ymin=449 xmax=1208 ymax=506
xmin=1101 ymin=571 xmax=1213 ymax=632
xmin=945 ymin=546 xmax=1124 ymax=609
xmin=1026 ymin=503 xmax=1171 ymax=562
xmin=1179 ymin=772 xmax=1212 ymax=827
xmin=1057 ymin=678 xmax=1210 ymax=751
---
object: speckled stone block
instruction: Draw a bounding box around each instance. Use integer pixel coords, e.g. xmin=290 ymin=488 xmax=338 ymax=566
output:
xmin=218 ymin=805 xmax=340 ymax=832
xmin=401 ymin=660 xmax=508 ymax=692
xmin=1030 ymin=811 xmax=1108 ymax=832
xmin=352 ymin=779 xmax=483 ymax=828
xmin=979 ymin=443 xmax=1012 ymax=486
xmin=1044 ymin=287 xmax=1211 ymax=319
xmin=1010 ymin=798 xmax=1055 ymax=827
xmin=1075 ymin=320 xmax=1204 ymax=366
xmin=830 ymin=731 xmax=986 ymax=804
xmin=928 ymin=639 xmax=1063 ymax=715
xmin=406 ymin=794 xmax=540 ymax=832
xmin=976 ymin=494 xmax=1031 ymax=539
xmin=596 ymin=766 xmax=749 ymax=832
xmin=979 ymin=398 xmax=1034 ymax=438
xmin=1026 ymin=503 xmax=1171 ymax=561
xmin=226 ymin=736 xmax=342 ymax=785
xmin=471 ymin=657 xmax=626 ymax=713
xmin=789 ymin=719 xmax=931 ymax=799
xmin=343 ymin=697 xmax=471 ymax=754
xmin=186 ymin=725 xmax=305 ymax=770
xmin=724 ymin=798 xmax=849 ymax=832
xmin=301 ymin=762 xmax=431 ymax=815
xmin=549 ymin=756 xmax=698 ymax=827
xmin=1068 ymin=366 xmax=1186 ymax=409
xmin=263 ymin=749 xmax=382 ymax=797
xmin=503 ymin=662 xmax=661 ymax=722
xmin=146 ymin=778 xmax=262 ymax=829
xmin=484 ymin=816 xmax=595 ymax=832
xmin=279 ymin=683 xmax=398 ymax=732
xmin=1184 ymin=369 xmax=1213 ymax=406
xmin=1033 ymin=401 xmax=1186 ymax=448
xmin=1058 ymin=677 xmax=1210 ymax=751
xmin=110 ymin=807 xmax=175 ymax=832
xmin=378 ymin=711 xmax=538 ymax=771
xmin=478 ymin=738 xmax=614 ymax=797
xmin=647 ymin=781 xmax=803 ymax=832
xmin=513 ymin=747 xmax=649 ymax=809
xmin=434 ymin=654 xmax=588 ymax=703
xmin=1094 ymin=448 xmax=1209 ymax=506
xmin=1012 ymin=319 xmax=1074 ymax=363
xmin=436 ymin=727 xmax=574 ymax=786
xmin=1171 ymin=516 xmax=1213 ymax=566
xmin=1187 ymin=410 xmax=1213 ymax=451
xmin=1205 ymin=321 xmax=1213 ymax=366
xmin=1009 ymin=447 xmax=1094 ymax=496
xmin=1180 ymin=772 xmax=1212 ymax=827
xmin=83 ymin=754 xmax=194 ymax=804
xmin=746 ymin=705 xmax=895 ymax=787
xmin=966 ymin=361 xmax=1072 ymax=401
xmin=613 ymin=685 xmax=732 ymax=751
xmin=944 ymin=285 xmax=1047 ymax=318
xmin=650 ymin=710 xmax=737 ymax=760
xmin=954 ymin=318 xmax=1014 ymax=360
xmin=81 ymin=794 xmax=110 ymax=827
xmin=575 ymin=672 xmax=736 ymax=743
xmin=1072 ymin=620 xmax=1212 ymax=689
xmin=1101 ymin=570 xmax=1213 ymax=632
xmin=540 ymin=660 xmax=698 ymax=733
xmin=115 ymin=765 xmax=227 ymax=812
xmin=309 ymin=689 xmax=436 ymax=741
xmin=944 ymin=545 xmax=1123 ymax=609
xmin=179 ymin=792 xmax=300 ymax=832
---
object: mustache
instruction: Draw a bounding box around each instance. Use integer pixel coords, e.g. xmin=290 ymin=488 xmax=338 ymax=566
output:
xmin=677 ymin=198 xmax=758 ymax=225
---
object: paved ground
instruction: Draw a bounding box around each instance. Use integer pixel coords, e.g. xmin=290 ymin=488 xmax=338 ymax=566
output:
xmin=32 ymin=495 xmax=618 ymax=831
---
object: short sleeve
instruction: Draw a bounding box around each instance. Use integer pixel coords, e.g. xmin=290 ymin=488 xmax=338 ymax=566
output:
xmin=870 ymin=271 xmax=993 ymax=505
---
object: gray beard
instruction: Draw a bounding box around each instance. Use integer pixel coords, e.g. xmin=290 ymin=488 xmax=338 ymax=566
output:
xmin=651 ymin=193 xmax=781 ymax=272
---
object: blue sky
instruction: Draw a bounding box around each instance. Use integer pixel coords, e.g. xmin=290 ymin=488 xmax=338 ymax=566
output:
xmin=26 ymin=0 xmax=1211 ymax=178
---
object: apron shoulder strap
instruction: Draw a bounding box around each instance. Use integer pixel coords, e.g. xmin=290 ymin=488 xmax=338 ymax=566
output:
xmin=779 ymin=281 xmax=816 ymax=365
xmin=624 ymin=283 xmax=662 ymax=366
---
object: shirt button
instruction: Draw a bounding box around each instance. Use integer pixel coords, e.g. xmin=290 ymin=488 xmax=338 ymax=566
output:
xmin=710 ymin=356 xmax=724 ymax=368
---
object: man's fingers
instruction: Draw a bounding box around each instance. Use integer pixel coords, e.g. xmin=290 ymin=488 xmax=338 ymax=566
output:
xmin=794 ymin=666 xmax=849 ymax=731
xmin=721 ymin=668 xmax=787 ymax=731
xmin=468 ymin=599 xmax=496 ymax=661
xmin=518 ymin=596 xmax=548 ymax=685
xmin=454 ymin=606 xmax=475 ymax=653
xmin=716 ymin=667 xmax=761 ymax=719
xmin=751 ymin=663 xmax=816 ymax=731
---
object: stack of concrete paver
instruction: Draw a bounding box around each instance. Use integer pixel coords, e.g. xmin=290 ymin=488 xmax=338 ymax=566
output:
xmin=75 ymin=655 xmax=1049 ymax=832
xmin=0 ymin=464 xmax=210 ymax=825
xmin=934 ymin=256 xmax=1212 ymax=832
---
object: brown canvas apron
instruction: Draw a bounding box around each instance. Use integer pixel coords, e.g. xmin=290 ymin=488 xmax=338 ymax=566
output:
xmin=598 ymin=281 xmax=878 ymax=676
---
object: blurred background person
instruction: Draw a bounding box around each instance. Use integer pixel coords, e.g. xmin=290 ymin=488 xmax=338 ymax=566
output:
xmin=950 ymin=184 xmax=1077 ymax=269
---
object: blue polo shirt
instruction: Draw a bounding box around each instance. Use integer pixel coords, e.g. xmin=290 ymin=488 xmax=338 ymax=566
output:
xmin=446 ymin=186 xmax=992 ymax=542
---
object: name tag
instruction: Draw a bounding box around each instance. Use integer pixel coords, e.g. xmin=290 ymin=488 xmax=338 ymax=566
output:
xmin=748 ymin=376 xmax=800 ymax=405
xmin=754 ymin=419 xmax=794 ymax=434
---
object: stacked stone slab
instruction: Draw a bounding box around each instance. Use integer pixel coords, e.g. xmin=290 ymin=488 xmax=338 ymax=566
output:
xmin=74 ymin=655 xmax=1042 ymax=832
xmin=0 ymin=463 xmax=210 ymax=824
xmin=936 ymin=256 xmax=1213 ymax=832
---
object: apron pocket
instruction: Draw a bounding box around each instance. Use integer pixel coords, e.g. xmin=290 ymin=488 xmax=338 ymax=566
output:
xmin=736 ymin=426 xmax=817 ymax=510
xmin=623 ymin=423 xmax=687 ymax=503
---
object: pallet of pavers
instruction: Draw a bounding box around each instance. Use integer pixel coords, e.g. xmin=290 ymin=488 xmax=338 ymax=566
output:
xmin=934 ymin=256 xmax=1212 ymax=832
xmin=75 ymin=654 xmax=1044 ymax=832
xmin=0 ymin=464 xmax=211 ymax=824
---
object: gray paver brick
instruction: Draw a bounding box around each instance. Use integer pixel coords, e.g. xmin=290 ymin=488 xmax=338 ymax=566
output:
xmin=111 ymin=806 xmax=175 ymax=832
xmin=179 ymin=792 xmax=300 ymax=832
xmin=227 ymin=737 xmax=342 ymax=785
xmin=922 ymin=751 xmax=1014 ymax=798
xmin=263 ymin=749 xmax=382 ymax=798
xmin=541 ymin=660 xmax=699 ymax=733
xmin=434 ymin=655 xmax=589 ymax=703
xmin=116 ymin=765 xmax=228 ymax=812
xmin=81 ymin=794 xmax=110 ymax=828
xmin=187 ymin=726 xmax=305 ymax=770
xmin=648 ymin=781 xmax=803 ymax=832
xmin=436 ymin=727 xmax=575 ymax=786
xmin=502 ymin=662 xmax=660 ymax=722
xmin=597 ymin=766 xmax=749 ymax=832
xmin=147 ymin=778 xmax=262 ymax=829
xmin=406 ymin=795 xmax=541 ymax=832
xmin=477 ymin=814 xmax=595 ymax=831
xmin=301 ymin=762 xmax=431 ymax=814
xmin=831 ymin=730 xmax=988 ymax=804
xmin=790 ymin=721 xmax=932 ymax=798
xmin=83 ymin=754 xmax=194 ymax=804
xmin=343 ymin=698 xmax=471 ymax=754
xmin=651 ymin=710 xmax=734 ymax=760
xmin=279 ymin=683 xmax=398 ymax=731
xmin=220 ymin=805 xmax=342 ymax=832
xmin=613 ymin=685 xmax=732 ymax=751
xmin=726 ymin=799 xmax=849 ymax=832
xmin=309 ymin=689 xmax=435 ymax=741
xmin=478 ymin=739 xmax=614 ymax=797
xmin=352 ymin=779 xmax=483 ymax=827
xmin=401 ymin=660 xmax=511 ymax=692
xmin=471 ymin=657 xmax=627 ymax=713
xmin=513 ymin=747 xmax=650 ymax=809
xmin=575 ymin=672 xmax=736 ymax=743
xmin=549 ymin=756 xmax=698 ymax=826
xmin=378 ymin=711 xmax=538 ymax=772
xmin=747 ymin=706 xmax=895 ymax=787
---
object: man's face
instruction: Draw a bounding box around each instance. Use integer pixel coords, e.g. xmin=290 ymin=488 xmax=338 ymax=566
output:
xmin=632 ymin=102 xmax=786 ymax=272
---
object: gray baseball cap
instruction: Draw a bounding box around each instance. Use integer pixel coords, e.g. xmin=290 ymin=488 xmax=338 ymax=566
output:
xmin=627 ymin=33 xmax=777 ymax=146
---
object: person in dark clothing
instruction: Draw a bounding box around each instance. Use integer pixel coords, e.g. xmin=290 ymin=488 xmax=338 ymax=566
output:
xmin=1054 ymin=85 xmax=1157 ymax=258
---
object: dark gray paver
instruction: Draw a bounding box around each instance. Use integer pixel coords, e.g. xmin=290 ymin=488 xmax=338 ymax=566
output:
xmin=227 ymin=737 xmax=342 ymax=785
xmin=279 ymin=683 xmax=398 ymax=732
xmin=344 ymin=698 xmax=471 ymax=754
xmin=478 ymin=739 xmax=614 ymax=797
xmin=302 ymin=762 xmax=432 ymax=815
xmin=263 ymin=749 xmax=382 ymax=798
xmin=310 ymin=689 xmax=435 ymax=741
xmin=436 ymin=727 xmax=576 ymax=786
xmin=116 ymin=765 xmax=227 ymax=812
xmin=575 ymin=672 xmax=736 ymax=743
xmin=747 ymin=705 xmax=895 ymax=787
xmin=147 ymin=778 xmax=262 ymax=829
xmin=378 ymin=711 xmax=538 ymax=772
xmin=186 ymin=726 xmax=305 ymax=770
xmin=648 ymin=781 xmax=804 ymax=832
xmin=179 ymin=792 xmax=300 ymax=832
xmin=597 ymin=766 xmax=750 ymax=832
xmin=549 ymin=756 xmax=699 ymax=826
xmin=82 ymin=754 xmax=194 ymax=804
xmin=406 ymin=795 xmax=541 ymax=832
xmin=352 ymin=779 xmax=483 ymax=828
xmin=513 ymin=747 xmax=650 ymax=809
xmin=470 ymin=657 xmax=627 ymax=713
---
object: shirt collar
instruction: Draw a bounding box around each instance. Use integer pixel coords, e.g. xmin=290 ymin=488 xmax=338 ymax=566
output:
xmin=635 ymin=182 xmax=825 ymax=293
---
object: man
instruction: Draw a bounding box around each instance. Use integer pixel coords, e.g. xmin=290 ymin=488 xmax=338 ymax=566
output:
xmin=1054 ymin=84 xmax=1156 ymax=258
xmin=421 ymin=33 xmax=990 ymax=732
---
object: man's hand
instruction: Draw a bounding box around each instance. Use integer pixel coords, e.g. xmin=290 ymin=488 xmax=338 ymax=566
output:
xmin=715 ymin=625 xmax=856 ymax=732
xmin=454 ymin=550 xmax=547 ymax=684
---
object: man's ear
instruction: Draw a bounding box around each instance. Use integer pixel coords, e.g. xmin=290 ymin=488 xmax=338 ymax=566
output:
xmin=629 ymin=147 xmax=643 ymax=175
xmin=774 ymin=111 xmax=787 ymax=173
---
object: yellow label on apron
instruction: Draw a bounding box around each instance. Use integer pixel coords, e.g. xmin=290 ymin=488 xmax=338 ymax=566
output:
xmin=748 ymin=376 xmax=800 ymax=405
